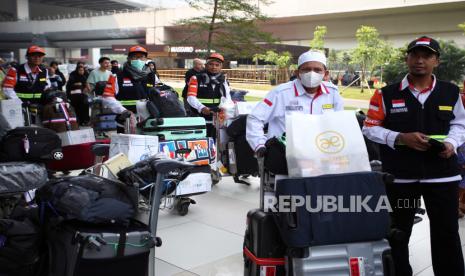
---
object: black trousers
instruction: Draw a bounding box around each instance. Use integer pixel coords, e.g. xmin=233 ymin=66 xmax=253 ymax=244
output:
xmin=69 ymin=94 xmax=90 ymax=125
xmin=386 ymin=181 xmax=464 ymax=276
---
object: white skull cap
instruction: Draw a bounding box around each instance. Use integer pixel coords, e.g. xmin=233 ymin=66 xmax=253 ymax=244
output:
xmin=298 ymin=50 xmax=327 ymax=68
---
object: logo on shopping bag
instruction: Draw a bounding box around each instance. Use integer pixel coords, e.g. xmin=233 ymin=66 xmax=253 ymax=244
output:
xmin=316 ymin=131 xmax=345 ymax=154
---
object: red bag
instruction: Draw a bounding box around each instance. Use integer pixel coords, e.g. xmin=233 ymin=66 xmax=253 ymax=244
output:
xmin=42 ymin=101 xmax=79 ymax=133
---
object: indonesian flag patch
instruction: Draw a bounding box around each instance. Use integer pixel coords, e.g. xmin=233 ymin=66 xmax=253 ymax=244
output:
xmin=123 ymin=78 xmax=131 ymax=84
xmin=416 ymin=37 xmax=431 ymax=46
xmin=392 ymin=99 xmax=405 ymax=108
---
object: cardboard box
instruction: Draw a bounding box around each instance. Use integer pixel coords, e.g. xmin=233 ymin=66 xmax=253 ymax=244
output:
xmin=0 ymin=99 xmax=24 ymax=129
xmin=109 ymin=134 xmax=159 ymax=165
xmin=176 ymin=172 xmax=212 ymax=195
xmin=58 ymin=128 xmax=96 ymax=146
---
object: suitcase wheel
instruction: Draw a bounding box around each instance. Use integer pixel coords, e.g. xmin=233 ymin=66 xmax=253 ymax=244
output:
xmin=176 ymin=198 xmax=195 ymax=216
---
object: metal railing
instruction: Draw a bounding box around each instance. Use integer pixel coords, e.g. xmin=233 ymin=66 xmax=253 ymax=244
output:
xmin=158 ymin=68 xmax=292 ymax=85
xmin=23 ymin=7 xmax=163 ymax=21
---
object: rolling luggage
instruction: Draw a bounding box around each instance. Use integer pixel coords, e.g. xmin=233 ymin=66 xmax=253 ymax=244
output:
xmin=243 ymin=209 xmax=286 ymax=276
xmin=46 ymin=220 xmax=155 ymax=276
xmin=0 ymin=162 xmax=48 ymax=195
xmin=0 ymin=127 xmax=63 ymax=162
xmin=94 ymin=113 xmax=117 ymax=131
xmin=142 ymin=117 xmax=206 ymax=140
xmin=274 ymin=172 xmax=390 ymax=248
xmin=288 ymin=240 xmax=394 ymax=276
xmin=41 ymin=100 xmax=79 ymax=133
xmin=46 ymin=139 xmax=110 ymax=172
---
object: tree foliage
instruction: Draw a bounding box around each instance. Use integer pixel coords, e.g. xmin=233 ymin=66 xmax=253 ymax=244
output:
xmin=253 ymin=50 xmax=293 ymax=68
xmin=309 ymin=26 xmax=327 ymax=50
xmin=459 ymin=22 xmax=465 ymax=34
xmin=351 ymin=25 xmax=395 ymax=91
xmin=175 ymin=0 xmax=276 ymax=59
xmin=435 ymin=40 xmax=465 ymax=83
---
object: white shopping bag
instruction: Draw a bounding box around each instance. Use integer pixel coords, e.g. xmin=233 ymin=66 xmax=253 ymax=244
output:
xmin=136 ymin=100 xmax=150 ymax=121
xmin=109 ymin=134 xmax=159 ymax=164
xmin=286 ymin=111 xmax=370 ymax=177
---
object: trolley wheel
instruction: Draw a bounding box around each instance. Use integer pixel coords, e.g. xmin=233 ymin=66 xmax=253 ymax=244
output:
xmin=211 ymin=169 xmax=221 ymax=186
xmin=177 ymin=201 xmax=190 ymax=216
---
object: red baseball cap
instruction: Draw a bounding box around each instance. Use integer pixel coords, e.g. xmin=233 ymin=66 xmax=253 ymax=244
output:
xmin=26 ymin=45 xmax=46 ymax=56
xmin=128 ymin=45 xmax=148 ymax=56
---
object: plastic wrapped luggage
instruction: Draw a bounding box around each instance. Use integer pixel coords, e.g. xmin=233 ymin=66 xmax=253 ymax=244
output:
xmin=37 ymin=174 xmax=138 ymax=225
xmin=142 ymin=117 xmax=206 ymax=140
xmin=0 ymin=127 xmax=63 ymax=162
xmin=148 ymin=84 xmax=186 ymax=117
xmin=94 ymin=113 xmax=117 ymax=131
xmin=41 ymin=100 xmax=79 ymax=133
xmin=288 ymin=240 xmax=394 ymax=276
xmin=46 ymin=220 xmax=154 ymax=276
xmin=0 ymin=162 xmax=48 ymax=194
xmin=46 ymin=139 xmax=110 ymax=172
xmin=274 ymin=172 xmax=390 ymax=248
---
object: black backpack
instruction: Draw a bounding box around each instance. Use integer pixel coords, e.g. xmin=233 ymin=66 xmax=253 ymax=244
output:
xmin=148 ymin=84 xmax=186 ymax=118
xmin=0 ymin=127 xmax=63 ymax=162
xmin=37 ymin=174 xmax=138 ymax=226
xmin=0 ymin=208 xmax=42 ymax=276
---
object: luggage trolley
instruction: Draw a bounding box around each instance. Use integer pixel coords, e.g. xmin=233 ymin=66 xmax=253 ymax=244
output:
xmin=85 ymin=150 xmax=200 ymax=276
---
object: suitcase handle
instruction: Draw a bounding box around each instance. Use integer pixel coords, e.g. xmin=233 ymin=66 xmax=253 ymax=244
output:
xmin=171 ymin=130 xmax=195 ymax=135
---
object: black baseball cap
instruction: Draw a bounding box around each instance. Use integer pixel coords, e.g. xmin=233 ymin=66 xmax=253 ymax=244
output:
xmin=407 ymin=36 xmax=440 ymax=56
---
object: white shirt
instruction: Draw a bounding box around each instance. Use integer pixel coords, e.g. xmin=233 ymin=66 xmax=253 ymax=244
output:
xmin=246 ymin=79 xmax=344 ymax=151
xmin=362 ymin=74 xmax=465 ymax=183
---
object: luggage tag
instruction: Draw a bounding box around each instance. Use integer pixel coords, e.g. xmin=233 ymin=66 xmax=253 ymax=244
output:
xmin=0 ymin=235 xmax=6 ymax=248
xmin=23 ymin=134 xmax=30 ymax=154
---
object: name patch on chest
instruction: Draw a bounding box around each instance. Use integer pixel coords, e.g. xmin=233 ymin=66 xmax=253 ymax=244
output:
xmin=285 ymin=105 xmax=303 ymax=111
xmin=390 ymin=107 xmax=408 ymax=113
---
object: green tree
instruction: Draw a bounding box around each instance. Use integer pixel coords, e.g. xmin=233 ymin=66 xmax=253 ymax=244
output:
xmin=327 ymin=49 xmax=339 ymax=69
xmin=309 ymin=26 xmax=327 ymax=50
xmin=459 ymin=22 xmax=465 ymax=34
xmin=176 ymin=0 xmax=276 ymax=59
xmin=253 ymin=50 xmax=293 ymax=83
xmin=351 ymin=25 xmax=394 ymax=92
xmin=382 ymin=47 xmax=408 ymax=85
xmin=435 ymin=40 xmax=465 ymax=83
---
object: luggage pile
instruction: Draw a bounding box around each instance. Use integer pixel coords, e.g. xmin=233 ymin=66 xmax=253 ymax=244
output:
xmin=243 ymin=111 xmax=396 ymax=276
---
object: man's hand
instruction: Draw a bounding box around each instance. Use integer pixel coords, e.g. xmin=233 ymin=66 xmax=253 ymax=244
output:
xmin=201 ymin=107 xmax=211 ymax=116
xmin=398 ymin=132 xmax=430 ymax=151
xmin=439 ymin=142 xmax=455 ymax=159
xmin=256 ymin=147 xmax=266 ymax=158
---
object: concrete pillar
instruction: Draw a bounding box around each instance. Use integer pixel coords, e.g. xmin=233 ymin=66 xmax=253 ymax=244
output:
xmin=146 ymin=26 xmax=166 ymax=45
xmin=15 ymin=0 xmax=29 ymax=21
xmin=88 ymin=48 xmax=101 ymax=68
xmin=19 ymin=48 xmax=27 ymax=64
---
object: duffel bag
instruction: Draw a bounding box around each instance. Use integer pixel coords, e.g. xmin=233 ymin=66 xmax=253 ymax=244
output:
xmin=264 ymin=136 xmax=288 ymax=175
xmin=0 ymin=127 xmax=63 ymax=162
xmin=0 ymin=162 xmax=48 ymax=195
xmin=0 ymin=209 xmax=41 ymax=276
xmin=37 ymin=174 xmax=138 ymax=225
xmin=274 ymin=171 xmax=390 ymax=248
xmin=148 ymin=84 xmax=186 ymax=117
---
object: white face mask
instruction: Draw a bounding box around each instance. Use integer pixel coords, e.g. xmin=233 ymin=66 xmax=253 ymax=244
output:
xmin=299 ymin=71 xmax=324 ymax=88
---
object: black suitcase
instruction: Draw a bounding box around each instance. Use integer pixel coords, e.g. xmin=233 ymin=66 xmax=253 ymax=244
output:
xmin=228 ymin=135 xmax=258 ymax=176
xmin=275 ymin=172 xmax=390 ymax=248
xmin=46 ymin=220 xmax=155 ymax=276
xmin=0 ymin=127 xmax=63 ymax=162
xmin=243 ymin=209 xmax=286 ymax=276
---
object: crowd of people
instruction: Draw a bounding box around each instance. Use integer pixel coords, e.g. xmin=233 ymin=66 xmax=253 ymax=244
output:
xmin=1 ymin=35 xmax=465 ymax=275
